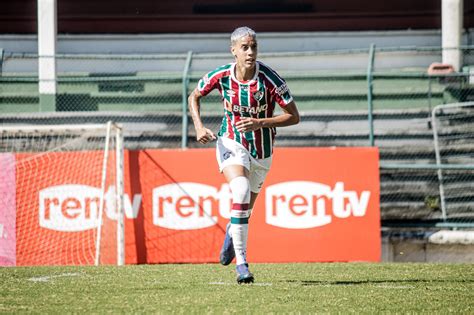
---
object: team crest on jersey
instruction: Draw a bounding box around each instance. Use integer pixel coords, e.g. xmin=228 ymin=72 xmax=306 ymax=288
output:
xmin=253 ymin=91 xmax=264 ymax=101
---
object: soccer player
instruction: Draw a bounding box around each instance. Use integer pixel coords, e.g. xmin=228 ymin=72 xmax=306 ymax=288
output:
xmin=188 ymin=26 xmax=300 ymax=284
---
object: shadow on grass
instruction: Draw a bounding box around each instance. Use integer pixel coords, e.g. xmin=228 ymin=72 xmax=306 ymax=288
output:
xmin=284 ymin=279 xmax=474 ymax=286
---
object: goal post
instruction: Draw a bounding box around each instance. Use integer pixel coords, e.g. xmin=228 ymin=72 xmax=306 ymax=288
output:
xmin=0 ymin=122 xmax=125 ymax=266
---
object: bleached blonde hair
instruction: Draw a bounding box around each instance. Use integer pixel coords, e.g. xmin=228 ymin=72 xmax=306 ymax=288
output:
xmin=230 ymin=27 xmax=257 ymax=46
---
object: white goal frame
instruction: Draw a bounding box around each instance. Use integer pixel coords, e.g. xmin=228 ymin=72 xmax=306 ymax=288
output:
xmin=0 ymin=122 xmax=125 ymax=266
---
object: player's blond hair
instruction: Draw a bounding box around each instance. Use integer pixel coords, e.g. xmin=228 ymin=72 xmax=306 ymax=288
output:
xmin=231 ymin=27 xmax=257 ymax=46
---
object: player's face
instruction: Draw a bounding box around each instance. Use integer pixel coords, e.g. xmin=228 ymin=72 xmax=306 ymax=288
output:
xmin=231 ymin=36 xmax=258 ymax=69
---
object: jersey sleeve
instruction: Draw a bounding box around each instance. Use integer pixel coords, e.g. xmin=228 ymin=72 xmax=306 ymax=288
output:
xmin=261 ymin=64 xmax=293 ymax=107
xmin=197 ymin=70 xmax=220 ymax=97
xmin=271 ymin=79 xmax=293 ymax=107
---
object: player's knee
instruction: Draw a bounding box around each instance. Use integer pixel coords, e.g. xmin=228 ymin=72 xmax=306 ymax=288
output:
xmin=229 ymin=176 xmax=250 ymax=204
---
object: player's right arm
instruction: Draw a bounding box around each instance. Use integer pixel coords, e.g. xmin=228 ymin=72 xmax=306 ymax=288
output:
xmin=188 ymin=88 xmax=216 ymax=144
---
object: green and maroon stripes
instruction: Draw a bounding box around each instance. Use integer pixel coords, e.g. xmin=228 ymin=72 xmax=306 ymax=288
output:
xmin=240 ymin=81 xmax=258 ymax=158
xmin=231 ymin=217 xmax=249 ymax=224
xmin=198 ymin=61 xmax=293 ymax=159
xmin=198 ymin=64 xmax=232 ymax=96
xmin=230 ymin=203 xmax=250 ymax=224
xmin=230 ymin=79 xmax=243 ymax=146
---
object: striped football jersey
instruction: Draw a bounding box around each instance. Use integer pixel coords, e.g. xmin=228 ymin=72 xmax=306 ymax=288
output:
xmin=197 ymin=61 xmax=293 ymax=159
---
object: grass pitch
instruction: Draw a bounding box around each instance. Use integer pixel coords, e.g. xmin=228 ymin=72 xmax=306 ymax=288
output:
xmin=1 ymin=263 xmax=473 ymax=313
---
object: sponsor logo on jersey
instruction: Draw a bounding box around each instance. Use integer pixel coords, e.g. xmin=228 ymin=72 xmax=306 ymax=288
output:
xmin=232 ymin=103 xmax=268 ymax=114
xmin=265 ymin=181 xmax=371 ymax=229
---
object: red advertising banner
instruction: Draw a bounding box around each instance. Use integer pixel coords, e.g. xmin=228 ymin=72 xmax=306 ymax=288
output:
xmin=14 ymin=147 xmax=380 ymax=265
xmin=15 ymin=152 xmax=117 ymax=266
xmin=124 ymin=147 xmax=380 ymax=264
xmin=252 ymin=147 xmax=380 ymax=262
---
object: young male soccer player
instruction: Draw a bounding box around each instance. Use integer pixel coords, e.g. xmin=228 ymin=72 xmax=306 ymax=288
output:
xmin=188 ymin=26 xmax=300 ymax=284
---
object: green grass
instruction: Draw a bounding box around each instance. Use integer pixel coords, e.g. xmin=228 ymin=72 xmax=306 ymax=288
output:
xmin=0 ymin=263 xmax=473 ymax=313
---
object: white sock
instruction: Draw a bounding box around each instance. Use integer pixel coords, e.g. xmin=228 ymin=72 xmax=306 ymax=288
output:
xmin=228 ymin=176 xmax=251 ymax=266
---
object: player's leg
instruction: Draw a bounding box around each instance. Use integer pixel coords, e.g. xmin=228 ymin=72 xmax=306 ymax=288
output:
xmin=247 ymin=156 xmax=272 ymax=219
xmin=232 ymin=158 xmax=272 ymax=283
xmin=216 ymin=138 xmax=251 ymax=267
xmin=222 ymin=165 xmax=254 ymax=283
xmin=215 ymin=137 xmax=255 ymax=283
xmin=219 ymin=164 xmax=248 ymax=266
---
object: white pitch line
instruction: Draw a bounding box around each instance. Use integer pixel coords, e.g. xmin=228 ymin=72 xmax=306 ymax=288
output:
xmin=209 ymin=281 xmax=272 ymax=286
xmin=28 ymin=272 xmax=82 ymax=283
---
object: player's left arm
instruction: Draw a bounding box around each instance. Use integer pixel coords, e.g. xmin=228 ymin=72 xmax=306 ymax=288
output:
xmin=236 ymin=100 xmax=300 ymax=132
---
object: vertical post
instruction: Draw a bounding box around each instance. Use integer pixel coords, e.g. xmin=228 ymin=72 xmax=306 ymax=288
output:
xmin=0 ymin=49 xmax=4 ymax=75
xmin=367 ymin=44 xmax=376 ymax=146
xmin=182 ymin=51 xmax=193 ymax=149
xmin=37 ymin=0 xmax=57 ymax=111
xmin=115 ymin=124 xmax=125 ymax=266
xmin=95 ymin=121 xmax=112 ymax=266
xmin=427 ymin=78 xmax=433 ymax=129
xmin=432 ymin=105 xmax=447 ymax=221
xmin=0 ymin=49 xmax=3 ymax=97
xmin=442 ymin=0 xmax=463 ymax=71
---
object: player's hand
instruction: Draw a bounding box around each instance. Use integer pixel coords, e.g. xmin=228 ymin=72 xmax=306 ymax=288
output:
xmin=236 ymin=117 xmax=262 ymax=133
xmin=196 ymin=127 xmax=216 ymax=144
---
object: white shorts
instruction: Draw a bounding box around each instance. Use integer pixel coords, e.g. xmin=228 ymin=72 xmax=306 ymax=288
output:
xmin=216 ymin=137 xmax=272 ymax=193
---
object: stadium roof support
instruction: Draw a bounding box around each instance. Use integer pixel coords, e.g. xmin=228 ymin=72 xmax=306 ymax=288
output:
xmin=442 ymin=0 xmax=463 ymax=71
xmin=37 ymin=0 xmax=57 ymax=111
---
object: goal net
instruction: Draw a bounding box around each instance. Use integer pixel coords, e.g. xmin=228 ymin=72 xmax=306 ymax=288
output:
xmin=0 ymin=122 xmax=124 ymax=266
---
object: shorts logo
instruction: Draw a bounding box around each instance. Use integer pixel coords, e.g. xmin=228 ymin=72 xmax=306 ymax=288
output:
xmin=253 ymin=91 xmax=264 ymax=102
xmin=223 ymin=151 xmax=232 ymax=160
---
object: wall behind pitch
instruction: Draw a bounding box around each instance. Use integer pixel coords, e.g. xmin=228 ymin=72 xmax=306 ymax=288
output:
xmin=11 ymin=147 xmax=380 ymax=265
xmin=123 ymin=147 xmax=381 ymax=263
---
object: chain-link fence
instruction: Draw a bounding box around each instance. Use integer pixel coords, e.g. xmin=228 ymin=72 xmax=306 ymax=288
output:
xmin=1 ymin=46 xmax=474 ymax=227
